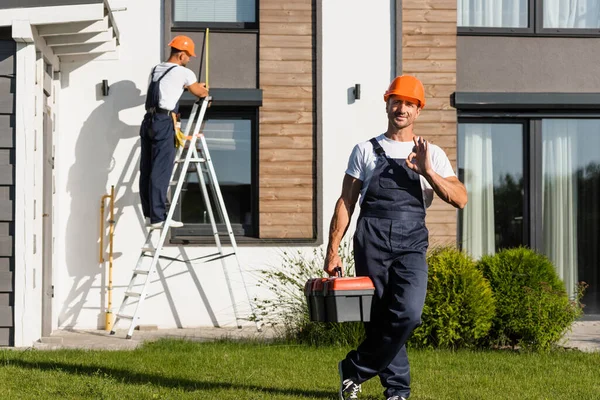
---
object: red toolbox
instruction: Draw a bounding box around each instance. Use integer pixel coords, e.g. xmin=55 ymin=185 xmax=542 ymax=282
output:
xmin=304 ymin=278 xmax=328 ymax=322
xmin=305 ymin=274 xmax=375 ymax=323
xmin=324 ymin=276 xmax=375 ymax=322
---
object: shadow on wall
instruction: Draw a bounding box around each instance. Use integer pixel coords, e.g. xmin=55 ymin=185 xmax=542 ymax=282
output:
xmin=59 ymin=79 xmax=221 ymax=330
xmin=60 ymin=80 xmax=144 ymax=329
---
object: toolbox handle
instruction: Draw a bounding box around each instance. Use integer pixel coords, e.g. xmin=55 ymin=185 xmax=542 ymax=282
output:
xmin=333 ymin=267 xmax=343 ymax=278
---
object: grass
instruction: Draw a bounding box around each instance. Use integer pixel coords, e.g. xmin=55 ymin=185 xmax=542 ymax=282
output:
xmin=0 ymin=339 xmax=599 ymax=399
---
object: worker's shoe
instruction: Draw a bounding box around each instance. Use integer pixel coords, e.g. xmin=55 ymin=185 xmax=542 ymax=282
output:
xmin=147 ymin=220 xmax=184 ymax=229
xmin=338 ymin=361 xmax=361 ymax=399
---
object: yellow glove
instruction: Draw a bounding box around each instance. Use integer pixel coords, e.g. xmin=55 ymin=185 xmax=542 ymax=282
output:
xmin=175 ymin=127 xmax=186 ymax=148
xmin=171 ymin=112 xmax=186 ymax=148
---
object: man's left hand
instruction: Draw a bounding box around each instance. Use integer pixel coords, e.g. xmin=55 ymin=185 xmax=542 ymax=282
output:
xmin=406 ymin=136 xmax=432 ymax=177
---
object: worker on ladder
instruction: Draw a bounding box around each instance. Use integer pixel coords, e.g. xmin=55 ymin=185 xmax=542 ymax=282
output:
xmin=139 ymin=35 xmax=209 ymax=229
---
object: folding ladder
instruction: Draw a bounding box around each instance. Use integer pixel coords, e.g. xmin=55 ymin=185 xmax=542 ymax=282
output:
xmin=110 ymin=96 xmax=260 ymax=339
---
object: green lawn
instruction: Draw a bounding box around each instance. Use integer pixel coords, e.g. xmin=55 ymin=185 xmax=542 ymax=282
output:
xmin=1 ymin=340 xmax=599 ymax=399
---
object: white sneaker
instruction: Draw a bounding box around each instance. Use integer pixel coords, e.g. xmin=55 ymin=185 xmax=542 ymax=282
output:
xmin=147 ymin=220 xmax=184 ymax=229
xmin=387 ymin=396 xmax=407 ymax=400
xmin=339 ymin=361 xmax=361 ymax=399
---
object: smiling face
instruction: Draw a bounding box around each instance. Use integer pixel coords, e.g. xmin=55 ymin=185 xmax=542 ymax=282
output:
xmin=386 ymin=95 xmax=421 ymax=130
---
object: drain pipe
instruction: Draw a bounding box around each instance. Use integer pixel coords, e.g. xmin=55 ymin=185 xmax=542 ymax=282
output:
xmin=100 ymin=186 xmax=115 ymax=331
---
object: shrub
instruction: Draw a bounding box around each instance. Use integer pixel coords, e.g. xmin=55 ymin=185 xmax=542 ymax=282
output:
xmin=251 ymin=241 xmax=365 ymax=347
xmin=477 ymin=247 xmax=586 ymax=351
xmin=409 ymin=247 xmax=495 ymax=349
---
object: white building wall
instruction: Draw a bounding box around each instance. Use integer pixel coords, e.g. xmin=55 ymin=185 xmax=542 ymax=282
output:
xmin=321 ymin=1 xmax=395 ymax=236
xmin=51 ymin=0 xmax=394 ymax=332
xmin=13 ymin=39 xmax=44 ymax=346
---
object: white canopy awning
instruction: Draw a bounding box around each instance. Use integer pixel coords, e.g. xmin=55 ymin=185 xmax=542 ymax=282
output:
xmin=0 ymin=0 xmax=120 ymax=68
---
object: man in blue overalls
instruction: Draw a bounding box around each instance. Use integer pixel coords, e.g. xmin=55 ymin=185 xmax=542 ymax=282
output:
xmin=324 ymin=75 xmax=468 ymax=400
xmin=139 ymin=35 xmax=209 ymax=229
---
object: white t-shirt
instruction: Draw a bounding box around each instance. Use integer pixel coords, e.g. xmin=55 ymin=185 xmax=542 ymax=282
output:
xmin=345 ymin=134 xmax=456 ymax=208
xmin=149 ymin=62 xmax=197 ymax=111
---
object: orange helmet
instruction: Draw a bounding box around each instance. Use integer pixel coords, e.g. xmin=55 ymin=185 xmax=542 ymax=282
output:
xmin=383 ymin=75 xmax=426 ymax=108
xmin=168 ymin=35 xmax=196 ymax=57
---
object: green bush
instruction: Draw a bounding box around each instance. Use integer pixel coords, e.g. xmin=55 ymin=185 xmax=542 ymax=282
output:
xmin=251 ymin=241 xmax=365 ymax=347
xmin=409 ymin=247 xmax=495 ymax=349
xmin=477 ymin=247 xmax=586 ymax=351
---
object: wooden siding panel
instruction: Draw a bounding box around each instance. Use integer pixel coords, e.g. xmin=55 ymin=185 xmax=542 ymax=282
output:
xmin=260 ymin=10 xmax=314 ymax=23
xmin=0 ymin=39 xmax=13 ymax=348
xmin=260 ymin=226 xmax=314 ymax=239
xmin=260 ymin=123 xmax=313 ymax=136
xmin=0 ymin=271 xmax=12 ymax=292
xmin=404 ymin=22 xmax=458 ymax=35
xmin=260 ymin=149 xmax=313 ymax=162
xmin=260 ymin=176 xmax=313 ymax=188
xmin=403 ymin=47 xmax=457 ymax=60
xmin=0 ymin=237 xmax=12 ymax=257
xmin=260 ymin=48 xmax=313 ymax=61
xmin=0 ymin=45 xmax=15 ymax=75
xmin=259 ymin=111 xmax=313 ymax=124
xmin=0 ymin=77 xmax=15 ymax=115
xmin=403 ymin=35 xmax=456 ymax=48
xmin=0 ymin=306 xmax=12 ymax=327
xmin=262 ymin=98 xmax=313 ymax=112
xmin=0 ymin=166 xmax=13 ymax=185
xmin=260 ymin=61 xmax=313 ymax=74
xmin=260 ymin=73 xmax=313 ymax=86
xmin=404 ymin=0 xmax=457 ymax=10
xmin=262 ymin=86 xmax=313 ymax=99
xmin=259 ymin=0 xmax=316 ymax=240
xmin=260 ymin=187 xmax=314 ymax=201
xmin=259 ymin=200 xmax=313 ymax=213
xmin=404 ymin=9 xmax=457 ymax=23
xmin=404 ymin=0 xmax=458 ymax=245
xmin=261 ymin=0 xmax=313 ymax=11
xmin=261 ymin=23 xmax=313 ymax=36
xmin=261 ymin=136 xmax=313 ymax=149
xmin=0 ymin=328 xmax=11 ymax=346
xmin=403 ymin=60 xmax=456 ymax=73
xmin=260 ymin=35 xmax=312 ymax=48
xmin=0 ymin=115 xmax=14 ymax=148
xmin=0 ymin=258 xmax=9 ymax=272
xmin=261 ymin=212 xmax=312 ymax=226
xmin=0 ymin=200 xmax=12 ymax=221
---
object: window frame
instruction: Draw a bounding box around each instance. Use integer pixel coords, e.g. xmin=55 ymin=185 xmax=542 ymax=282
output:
xmin=457 ymin=118 xmax=531 ymax=251
xmin=170 ymin=0 xmax=259 ymax=31
xmin=458 ymin=0 xmax=600 ymax=37
xmin=458 ymin=112 xmax=600 ymax=254
xmin=169 ymin=106 xmax=259 ymax=241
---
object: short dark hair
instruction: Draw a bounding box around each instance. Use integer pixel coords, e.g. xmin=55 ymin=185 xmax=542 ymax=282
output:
xmin=170 ymin=47 xmax=184 ymax=57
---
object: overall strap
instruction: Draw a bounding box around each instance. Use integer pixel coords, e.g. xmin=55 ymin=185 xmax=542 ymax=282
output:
xmin=155 ymin=65 xmax=178 ymax=83
xmin=369 ymin=137 xmax=386 ymax=157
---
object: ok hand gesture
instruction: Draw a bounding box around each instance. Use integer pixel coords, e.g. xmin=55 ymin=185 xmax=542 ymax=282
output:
xmin=406 ymin=136 xmax=432 ymax=177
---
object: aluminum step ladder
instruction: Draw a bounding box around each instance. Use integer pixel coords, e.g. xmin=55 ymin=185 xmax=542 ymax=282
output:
xmin=110 ymin=96 xmax=261 ymax=339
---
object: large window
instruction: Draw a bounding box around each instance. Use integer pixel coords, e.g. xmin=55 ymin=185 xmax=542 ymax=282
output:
xmin=173 ymin=0 xmax=257 ymax=29
xmin=171 ymin=108 xmax=258 ymax=240
xmin=458 ymin=0 xmax=600 ymax=35
xmin=459 ymin=118 xmax=600 ymax=314
xmin=458 ymin=122 xmax=526 ymax=258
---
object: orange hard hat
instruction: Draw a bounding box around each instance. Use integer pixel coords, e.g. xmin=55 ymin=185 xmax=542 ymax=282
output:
xmin=168 ymin=35 xmax=196 ymax=57
xmin=383 ymin=75 xmax=426 ymax=108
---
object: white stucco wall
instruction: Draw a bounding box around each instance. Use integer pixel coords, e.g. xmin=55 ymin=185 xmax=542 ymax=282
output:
xmin=321 ymin=1 xmax=395 ymax=231
xmin=49 ymin=0 xmax=395 ymax=332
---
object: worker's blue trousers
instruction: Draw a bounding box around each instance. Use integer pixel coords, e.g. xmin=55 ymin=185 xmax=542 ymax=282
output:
xmin=340 ymin=137 xmax=429 ymax=399
xmin=139 ymin=113 xmax=176 ymax=224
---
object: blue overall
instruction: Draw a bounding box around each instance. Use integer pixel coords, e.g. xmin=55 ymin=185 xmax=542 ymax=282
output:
xmin=139 ymin=65 xmax=178 ymax=224
xmin=341 ymin=138 xmax=429 ymax=399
